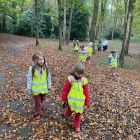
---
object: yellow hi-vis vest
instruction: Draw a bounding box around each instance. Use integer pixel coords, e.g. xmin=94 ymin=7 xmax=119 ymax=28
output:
xmin=30 ymin=66 xmax=48 ymax=95
xmin=79 ymin=50 xmax=87 ymax=62
xmin=87 ymin=47 xmax=93 ymax=56
xmin=74 ymin=44 xmax=79 ymax=51
xmin=67 ymin=75 xmax=88 ymax=113
xmin=109 ymin=54 xmax=118 ymax=68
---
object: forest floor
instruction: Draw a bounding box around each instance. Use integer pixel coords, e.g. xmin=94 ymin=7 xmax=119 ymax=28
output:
xmin=0 ymin=33 xmax=140 ymax=140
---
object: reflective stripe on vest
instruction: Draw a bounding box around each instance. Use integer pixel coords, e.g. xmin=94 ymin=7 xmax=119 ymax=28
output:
xmin=67 ymin=75 xmax=88 ymax=113
xmin=31 ymin=66 xmax=48 ymax=95
xmin=109 ymin=54 xmax=118 ymax=68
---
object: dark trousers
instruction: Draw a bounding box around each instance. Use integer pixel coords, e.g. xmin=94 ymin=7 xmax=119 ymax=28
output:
xmin=34 ymin=94 xmax=45 ymax=117
xmin=98 ymin=47 xmax=101 ymax=51
xmin=103 ymin=45 xmax=108 ymax=51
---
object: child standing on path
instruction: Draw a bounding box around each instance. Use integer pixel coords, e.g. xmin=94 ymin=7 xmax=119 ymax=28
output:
xmin=97 ymin=40 xmax=102 ymax=52
xmin=86 ymin=42 xmax=93 ymax=65
xmin=74 ymin=40 xmax=80 ymax=53
xmin=61 ymin=63 xmax=90 ymax=133
xmin=79 ymin=44 xmax=87 ymax=64
xmin=108 ymin=50 xmax=119 ymax=76
xmin=27 ymin=52 xmax=51 ymax=118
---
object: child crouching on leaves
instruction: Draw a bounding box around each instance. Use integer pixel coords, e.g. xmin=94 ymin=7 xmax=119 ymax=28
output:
xmin=61 ymin=63 xmax=90 ymax=133
xmin=27 ymin=52 xmax=51 ymax=118
xmin=108 ymin=50 xmax=119 ymax=76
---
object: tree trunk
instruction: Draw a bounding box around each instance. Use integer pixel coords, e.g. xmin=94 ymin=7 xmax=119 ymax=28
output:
xmin=66 ymin=0 xmax=74 ymax=45
xmin=89 ymin=0 xmax=99 ymax=52
xmin=51 ymin=16 xmax=54 ymax=38
xmin=12 ymin=2 xmax=17 ymax=33
xmin=2 ymin=11 xmax=6 ymax=33
xmin=122 ymin=0 xmax=128 ymax=51
xmin=95 ymin=0 xmax=107 ymax=39
xmin=95 ymin=23 xmax=99 ymax=39
xmin=124 ymin=0 xmax=135 ymax=55
xmin=111 ymin=0 xmax=114 ymax=40
xmin=111 ymin=26 xmax=115 ymax=40
xmin=63 ymin=0 xmax=67 ymax=44
xmin=58 ymin=0 xmax=63 ymax=50
xmin=119 ymin=0 xmax=136 ymax=65
xmin=100 ymin=0 xmax=107 ymax=39
xmin=111 ymin=15 xmax=116 ymax=40
xmin=35 ymin=0 xmax=39 ymax=46
xmin=110 ymin=0 xmax=113 ymax=23
xmin=124 ymin=13 xmax=134 ymax=55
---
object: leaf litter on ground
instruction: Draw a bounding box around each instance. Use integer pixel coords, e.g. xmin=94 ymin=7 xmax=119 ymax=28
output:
xmin=0 ymin=34 xmax=140 ymax=139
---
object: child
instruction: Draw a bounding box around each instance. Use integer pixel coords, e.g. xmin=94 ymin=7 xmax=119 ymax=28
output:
xmin=61 ymin=63 xmax=90 ymax=133
xmin=74 ymin=40 xmax=80 ymax=53
xmin=73 ymin=40 xmax=76 ymax=48
xmin=108 ymin=50 xmax=119 ymax=76
xmin=79 ymin=44 xmax=87 ymax=64
xmin=27 ymin=52 xmax=51 ymax=118
xmin=97 ymin=40 xmax=102 ymax=52
xmin=86 ymin=42 xmax=93 ymax=64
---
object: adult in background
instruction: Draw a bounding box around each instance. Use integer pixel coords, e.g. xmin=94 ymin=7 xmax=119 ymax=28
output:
xmin=102 ymin=39 xmax=108 ymax=52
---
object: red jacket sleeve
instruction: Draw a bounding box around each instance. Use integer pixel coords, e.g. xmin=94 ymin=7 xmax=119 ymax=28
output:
xmin=61 ymin=79 xmax=71 ymax=102
xmin=83 ymin=84 xmax=90 ymax=107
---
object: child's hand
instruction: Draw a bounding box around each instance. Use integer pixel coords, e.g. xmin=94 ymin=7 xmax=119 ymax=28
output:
xmin=86 ymin=105 xmax=90 ymax=108
xmin=62 ymin=102 xmax=68 ymax=109
xmin=28 ymin=89 xmax=32 ymax=96
xmin=85 ymin=103 xmax=90 ymax=108
xmin=48 ymin=88 xmax=52 ymax=92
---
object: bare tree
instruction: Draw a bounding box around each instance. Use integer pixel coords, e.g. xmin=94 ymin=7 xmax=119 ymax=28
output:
xmin=34 ymin=0 xmax=39 ymax=46
xmin=2 ymin=11 xmax=6 ymax=32
xmin=119 ymin=0 xmax=136 ymax=65
xmin=66 ymin=0 xmax=74 ymax=45
xmin=58 ymin=0 xmax=63 ymax=50
xmin=63 ymin=0 xmax=67 ymax=44
xmin=98 ymin=0 xmax=107 ymax=39
xmin=89 ymin=0 xmax=99 ymax=52
xmin=124 ymin=0 xmax=136 ymax=55
xmin=111 ymin=13 xmax=117 ymax=40
xmin=12 ymin=2 xmax=17 ymax=33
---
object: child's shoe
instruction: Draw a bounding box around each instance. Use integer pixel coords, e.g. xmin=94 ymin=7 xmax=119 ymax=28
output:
xmin=88 ymin=60 xmax=91 ymax=65
xmin=75 ymin=127 xmax=80 ymax=133
xmin=33 ymin=114 xmax=40 ymax=120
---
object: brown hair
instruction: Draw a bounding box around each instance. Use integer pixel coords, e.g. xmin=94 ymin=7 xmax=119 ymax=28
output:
xmin=80 ymin=44 xmax=84 ymax=48
xmin=31 ymin=52 xmax=48 ymax=77
xmin=32 ymin=52 xmax=46 ymax=65
xmin=73 ymin=63 xmax=85 ymax=74
xmin=32 ymin=52 xmax=42 ymax=62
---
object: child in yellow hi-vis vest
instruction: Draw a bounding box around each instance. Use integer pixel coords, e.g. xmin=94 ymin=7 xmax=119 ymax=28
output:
xmin=74 ymin=40 xmax=80 ymax=53
xmin=107 ymin=50 xmax=119 ymax=76
xmin=79 ymin=44 xmax=87 ymax=64
xmin=61 ymin=63 xmax=90 ymax=133
xmin=27 ymin=52 xmax=51 ymax=118
xmin=86 ymin=42 xmax=93 ymax=64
